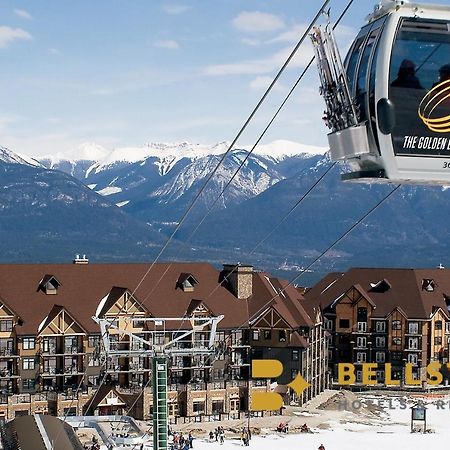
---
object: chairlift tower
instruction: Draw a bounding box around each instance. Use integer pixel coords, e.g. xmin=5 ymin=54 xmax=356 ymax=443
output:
xmin=93 ymin=314 xmax=224 ymax=450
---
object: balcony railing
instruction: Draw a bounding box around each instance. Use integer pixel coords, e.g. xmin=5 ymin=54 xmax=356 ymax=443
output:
xmin=0 ymin=348 xmax=18 ymax=357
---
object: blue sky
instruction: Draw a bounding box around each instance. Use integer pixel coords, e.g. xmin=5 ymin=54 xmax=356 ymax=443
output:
xmin=0 ymin=0 xmax=441 ymax=158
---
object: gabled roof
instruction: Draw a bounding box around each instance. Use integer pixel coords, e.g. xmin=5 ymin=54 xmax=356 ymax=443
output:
xmin=177 ymin=273 xmax=199 ymax=287
xmin=37 ymin=304 xmax=88 ymax=335
xmin=304 ymin=268 xmax=450 ymax=320
xmin=38 ymin=274 xmax=61 ymax=290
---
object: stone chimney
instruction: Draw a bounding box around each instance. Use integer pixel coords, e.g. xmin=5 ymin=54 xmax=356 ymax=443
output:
xmin=222 ymin=264 xmax=253 ymax=299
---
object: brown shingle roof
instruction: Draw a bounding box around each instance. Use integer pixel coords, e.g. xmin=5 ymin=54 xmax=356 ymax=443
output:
xmin=0 ymin=263 xmax=314 ymax=336
xmin=304 ymin=268 xmax=450 ymax=320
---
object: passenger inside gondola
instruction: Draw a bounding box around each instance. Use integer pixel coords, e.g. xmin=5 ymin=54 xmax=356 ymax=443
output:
xmin=391 ymin=59 xmax=424 ymax=89
xmin=434 ymin=64 xmax=450 ymax=86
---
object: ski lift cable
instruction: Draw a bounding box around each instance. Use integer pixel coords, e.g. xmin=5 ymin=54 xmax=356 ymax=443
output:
xmin=61 ymin=0 xmax=344 ymax=427
xmin=134 ymin=0 xmax=358 ymax=310
xmin=127 ymin=0 xmax=332 ymax=302
xmin=120 ymin=0 xmax=361 ymax=436
xmin=108 ymin=0 xmax=355 ymax=430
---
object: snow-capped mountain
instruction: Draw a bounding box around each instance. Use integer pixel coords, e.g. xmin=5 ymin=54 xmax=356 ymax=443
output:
xmin=39 ymin=140 xmax=327 ymax=222
xmin=0 ymin=146 xmax=42 ymax=167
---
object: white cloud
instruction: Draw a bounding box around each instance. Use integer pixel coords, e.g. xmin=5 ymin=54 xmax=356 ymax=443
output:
xmin=242 ymin=38 xmax=261 ymax=46
xmin=232 ymin=11 xmax=285 ymax=33
xmin=48 ymin=48 xmax=60 ymax=55
xmin=203 ymin=45 xmax=314 ymax=76
xmin=153 ymin=39 xmax=179 ymax=49
xmin=249 ymin=76 xmax=285 ymax=91
xmin=162 ymin=4 xmax=190 ymax=15
xmin=14 ymin=9 xmax=32 ymax=20
xmin=0 ymin=26 xmax=32 ymax=48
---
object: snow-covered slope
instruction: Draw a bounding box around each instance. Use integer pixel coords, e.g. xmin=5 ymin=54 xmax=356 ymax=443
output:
xmin=0 ymin=146 xmax=42 ymax=167
xmin=37 ymin=140 xmax=327 ymax=219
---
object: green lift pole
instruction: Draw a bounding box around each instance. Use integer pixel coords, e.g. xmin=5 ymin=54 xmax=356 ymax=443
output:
xmin=153 ymin=356 xmax=168 ymax=450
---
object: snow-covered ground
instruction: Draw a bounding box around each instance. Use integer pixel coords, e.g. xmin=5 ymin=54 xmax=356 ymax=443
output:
xmin=190 ymin=393 xmax=450 ymax=450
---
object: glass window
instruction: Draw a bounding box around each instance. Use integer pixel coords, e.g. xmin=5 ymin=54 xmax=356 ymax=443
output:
xmin=252 ymin=330 xmax=259 ymax=341
xmin=22 ymin=357 xmax=35 ymax=370
xmin=22 ymin=337 xmax=35 ymax=350
xmin=376 ymin=352 xmax=385 ymax=363
xmin=278 ymin=330 xmax=287 ymax=342
xmin=392 ymin=320 xmax=402 ymax=330
xmin=292 ymin=350 xmax=299 ymax=361
xmin=0 ymin=320 xmax=13 ymax=332
xmin=389 ymin=18 xmax=450 ymax=157
xmin=263 ymin=330 xmax=271 ymax=340
xmin=408 ymin=322 xmax=419 ymax=334
xmin=435 ymin=336 xmax=442 ymax=345
xmin=375 ymin=321 xmax=386 ymax=332
xmin=339 ymin=319 xmax=350 ymax=329
xmin=88 ymin=336 xmax=100 ymax=348
xmin=346 ymin=34 xmax=367 ymax=95
xmin=435 ymin=320 xmax=443 ymax=330
xmin=22 ymin=379 xmax=35 ymax=391
xmin=376 ymin=337 xmax=385 ymax=347
xmin=356 ymin=337 xmax=367 ymax=347
xmin=392 ymin=337 xmax=402 ymax=346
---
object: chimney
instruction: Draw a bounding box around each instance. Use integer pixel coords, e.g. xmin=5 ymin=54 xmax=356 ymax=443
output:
xmin=73 ymin=254 xmax=89 ymax=265
xmin=222 ymin=264 xmax=253 ymax=299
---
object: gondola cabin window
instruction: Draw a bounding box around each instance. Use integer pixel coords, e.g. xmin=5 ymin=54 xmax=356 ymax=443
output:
xmin=389 ymin=19 xmax=450 ymax=157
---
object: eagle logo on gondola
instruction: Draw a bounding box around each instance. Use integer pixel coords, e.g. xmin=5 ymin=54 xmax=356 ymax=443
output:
xmin=418 ymin=78 xmax=450 ymax=133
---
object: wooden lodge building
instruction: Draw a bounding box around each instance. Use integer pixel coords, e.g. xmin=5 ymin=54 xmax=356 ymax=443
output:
xmin=303 ymin=267 xmax=450 ymax=385
xmin=0 ymin=260 xmax=328 ymax=421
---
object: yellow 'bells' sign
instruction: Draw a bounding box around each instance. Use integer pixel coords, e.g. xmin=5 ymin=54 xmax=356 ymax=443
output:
xmin=338 ymin=362 xmax=448 ymax=386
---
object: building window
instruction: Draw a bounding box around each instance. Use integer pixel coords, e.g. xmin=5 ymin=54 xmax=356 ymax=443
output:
xmin=22 ymin=379 xmax=35 ymax=391
xmin=392 ymin=337 xmax=402 ymax=346
xmin=356 ymin=337 xmax=367 ymax=348
xmin=88 ymin=357 xmax=100 ymax=367
xmin=339 ymin=319 xmax=350 ymax=329
xmin=408 ymin=353 xmax=418 ymax=365
xmin=22 ymin=337 xmax=35 ymax=350
xmin=230 ymin=399 xmax=240 ymax=411
xmin=0 ymin=320 xmax=13 ymax=332
xmin=375 ymin=337 xmax=385 ymax=347
xmin=88 ymin=376 xmax=98 ymax=387
xmin=434 ymin=337 xmax=442 ymax=345
xmin=435 ymin=321 xmax=443 ymax=330
xmin=357 ymin=307 xmax=368 ymax=321
xmin=408 ymin=322 xmax=419 ymax=334
xmin=88 ymin=336 xmax=100 ymax=348
xmin=252 ymin=330 xmax=259 ymax=341
xmin=375 ymin=321 xmax=386 ymax=332
xmin=375 ymin=352 xmax=385 ymax=363
xmin=392 ymin=320 xmax=401 ymax=330
xmin=168 ymin=402 xmax=179 ymax=417
xmin=446 ymin=322 xmax=450 ymax=333
xmin=356 ymin=370 xmax=363 ymax=382
xmin=264 ymin=330 xmax=271 ymax=340
xmin=193 ymin=401 xmax=205 ymax=414
xmin=356 ymin=352 xmax=366 ymax=363
xmin=376 ymin=370 xmax=384 ymax=381
xmin=324 ymin=319 xmax=333 ymax=330
xmin=22 ymin=357 xmax=35 ymax=370
xmin=408 ymin=338 xmax=418 ymax=350
xmin=357 ymin=322 xmax=367 ymax=332
xmin=292 ymin=350 xmax=299 ymax=361
xmin=291 ymin=369 xmax=299 ymax=380
xmin=278 ymin=330 xmax=287 ymax=342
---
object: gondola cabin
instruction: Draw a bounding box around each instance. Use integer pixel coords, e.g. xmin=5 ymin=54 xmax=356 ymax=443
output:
xmin=311 ymin=0 xmax=450 ymax=184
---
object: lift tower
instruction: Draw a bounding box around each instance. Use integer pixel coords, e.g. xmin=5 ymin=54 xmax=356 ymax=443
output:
xmin=93 ymin=314 xmax=224 ymax=450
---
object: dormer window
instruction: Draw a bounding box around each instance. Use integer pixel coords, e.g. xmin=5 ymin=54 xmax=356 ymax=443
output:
xmin=369 ymin=279 xmax=391 ymax=293
xmin=422 ymin=279 xmax=435 ymax=292
xmin=38 ymin=275 xmax=61 ymax=295
xmin=177 ymin=273 xmax=199 ymax=292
